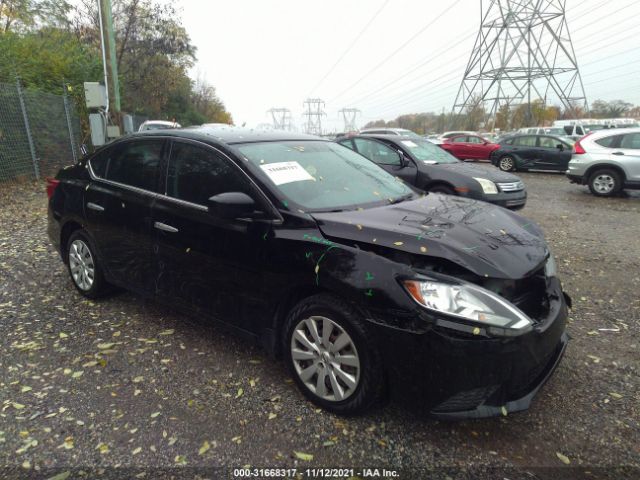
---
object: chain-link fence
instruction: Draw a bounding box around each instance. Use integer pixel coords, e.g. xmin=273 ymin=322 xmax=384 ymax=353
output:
xmin=0 ymin=80 xmax=83 ymax=182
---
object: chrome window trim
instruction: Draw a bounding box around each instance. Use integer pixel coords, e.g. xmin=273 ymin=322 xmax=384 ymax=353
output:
xmin=86 ymin=136 xmax=283 ymax=221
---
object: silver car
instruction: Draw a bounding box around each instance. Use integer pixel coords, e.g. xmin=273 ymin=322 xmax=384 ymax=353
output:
xmin=566 ymin=128 xmax=640 ymax=197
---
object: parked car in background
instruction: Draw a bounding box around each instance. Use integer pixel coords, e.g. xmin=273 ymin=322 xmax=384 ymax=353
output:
xmin=432 ymin=131 xmax=476 ymax=144
xmin=438 ymin=134 xmax=500 ymax=161
xmin=138 ymin=120 xmax=181 ymax=132
xmin=518 ymin=127 xmax=566 ymax=137
xmin=337 ymin=134 xmax=527 ymax=210
xmin=47 ymin=126 xmax=568 ymax=417
xmin=566 ymin=128 xmax=640 ymax=197
xmin=360 ymin=128 xmax=423 ymax=140
xmin=490 ymin=134 xmax=574 ymax=172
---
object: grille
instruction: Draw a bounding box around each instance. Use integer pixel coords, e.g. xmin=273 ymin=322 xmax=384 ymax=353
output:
xmin=432 ymin=385 xmax=499 ymax=413
xmin=497 ymin=181 xmax=525 ymax=192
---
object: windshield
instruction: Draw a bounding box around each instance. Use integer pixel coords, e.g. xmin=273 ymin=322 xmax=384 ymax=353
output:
xmin=398 ymin=139 xmax=459 ymax=164
xmin=237 ymin=141 xmax=415 ymax=212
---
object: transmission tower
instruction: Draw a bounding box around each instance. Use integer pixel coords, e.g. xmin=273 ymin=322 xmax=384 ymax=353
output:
xmin=451 ymin=0 xmax=588 ymax=129
xmin=267 ymin=108 xmax=293 ymax=131
xmin=338 ymin=108 xmax=361 ymax=132
xmin=302 ymin=98 xmax=326 ymax=135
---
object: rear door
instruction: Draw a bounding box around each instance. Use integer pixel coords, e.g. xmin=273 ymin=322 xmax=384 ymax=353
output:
xmin=84 ymin=139 xmax=164 ymax=293
xmin=618 ymin=132 xmax=640 ymax=182
xmin=511 ymin=136 xmax=539 ymax=168
xmin=352 ymin=137 xmax=418 ymax=185
xmin=152 ymin=139 xmax=270 ymax=331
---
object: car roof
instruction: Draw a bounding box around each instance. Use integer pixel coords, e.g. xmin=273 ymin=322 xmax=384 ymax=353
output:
xmin=344 ymin=134 xmax=420 ymax=144
xmin=132 ymin=125 xmax=322 ymax=145
xmin=142 ymin=120 xmax=177 ymax=126
xmin=586 ymin=126 xmax=640 ymax=138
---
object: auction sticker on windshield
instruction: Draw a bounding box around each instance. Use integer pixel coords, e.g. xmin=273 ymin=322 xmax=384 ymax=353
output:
xmin=260 ymin=161 xmax=315 ymax=185
xmin=401 ymin=140 xmax=418 ymax=148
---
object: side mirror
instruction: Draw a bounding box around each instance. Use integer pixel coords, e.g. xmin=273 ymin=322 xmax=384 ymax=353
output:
xmin=556 ymin=144 xmax=564 ymax=151
xmin=207 ymin=192 xmax=257 ymax=219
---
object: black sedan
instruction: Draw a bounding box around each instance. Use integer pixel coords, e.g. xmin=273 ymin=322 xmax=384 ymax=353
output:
xmin=490 ymin=134 xmax=574 ymax=172
xmin=337 ymin=135 xmax=527 ymax=210
xmin=47 ymin=126 xmax=568 ymax=418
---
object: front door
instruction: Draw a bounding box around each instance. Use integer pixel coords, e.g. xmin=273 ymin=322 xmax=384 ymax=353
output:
xmin=84 ymin=138 xmax=164 ymax=294
xmin=152 ymin=139 xmax=269 ymax=331
xmin=537 ymin=136 xmax=572 ymax=170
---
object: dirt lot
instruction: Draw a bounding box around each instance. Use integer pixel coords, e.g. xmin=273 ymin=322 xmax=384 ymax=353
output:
xmin=1 ymin=168 xmax=638 ymax=480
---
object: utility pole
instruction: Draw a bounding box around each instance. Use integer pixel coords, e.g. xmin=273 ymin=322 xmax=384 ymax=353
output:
xmin=451 ymin=0 xmax=588 ymax=130
xmin=338 ymin=108 xmax=361 ymax=132
xmin=267 ymin=108 xmax=293 ymax=130
xmin=98 ymin=0 xmax=121 ymax=116
xmin=302 ymin=98 xmax=326 ymax=136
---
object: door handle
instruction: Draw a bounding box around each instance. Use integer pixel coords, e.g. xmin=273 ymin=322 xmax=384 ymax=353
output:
xmin=86 ymin=202 xmax=104 ymax=212
xmin=154 ymin=221 xmax=178 ymax=233
xmin=612 ymin=151 xmax=625 ymax=156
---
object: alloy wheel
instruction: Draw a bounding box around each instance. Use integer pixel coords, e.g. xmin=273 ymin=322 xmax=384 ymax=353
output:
xmin=592 ymin=174 xmax=615 ymax=194
xmin=69 ymin=239 xmax=95 ymax=291
xmin=290 ymin=316 xmax=360 ymax=402
xmin=499 ymin=157 xmax=514 ymax=171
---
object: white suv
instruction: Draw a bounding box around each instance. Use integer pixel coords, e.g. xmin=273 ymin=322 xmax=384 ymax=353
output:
xmin=566 ymin=128 xmax=640 ymax=197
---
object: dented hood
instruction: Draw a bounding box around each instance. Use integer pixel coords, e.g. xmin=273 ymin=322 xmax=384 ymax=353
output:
xmin=310 ymin=194 xmax=548 ymax=280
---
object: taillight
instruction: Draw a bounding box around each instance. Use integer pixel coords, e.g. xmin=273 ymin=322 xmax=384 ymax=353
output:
xmin=573 ymin=132 xmax=593 ymax=155
xmin=46 ymin=177 xmax=60 ymax=199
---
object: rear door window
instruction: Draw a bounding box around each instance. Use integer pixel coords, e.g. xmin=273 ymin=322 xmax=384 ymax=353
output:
xmin=595 ymin=135 xmax=622 ymax=148
xmin=451 ymin=136 xmax=468 ymax=143
xmin=104 ymin=140 xmax=164 ymax=191
xmin=514 ymin=136 xmax=537 ymax=147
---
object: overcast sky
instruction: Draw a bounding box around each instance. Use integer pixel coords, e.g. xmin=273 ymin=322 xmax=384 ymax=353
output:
xmin=179 ymin=0 xmax=640 ymax=131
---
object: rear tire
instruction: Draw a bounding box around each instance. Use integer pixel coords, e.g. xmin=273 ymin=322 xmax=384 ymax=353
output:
xmin=66 ymin=230 xmax=108 ymax=299
xmin=588 ymin=169 xmax=622 ymax=197
xmin=283 ymin=294 xmax=384 ymax=415
xmin=498 ymin=156 xmax=516 ymax=172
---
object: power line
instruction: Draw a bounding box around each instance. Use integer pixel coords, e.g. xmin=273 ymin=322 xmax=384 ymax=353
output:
xmin=327 ymin=0 xmax=464 ymax=105
xmin=357 ymin=16 xmax=640 ymax=117
xmin=307 ymin=0 xmax=390 ymax=98
xmin=337 ymin=0 xmax=615 ymax=109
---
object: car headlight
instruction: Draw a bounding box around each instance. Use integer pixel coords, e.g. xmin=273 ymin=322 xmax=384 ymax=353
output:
xmin=403 ymin=279 xmax=532 ymax=336
xmin=473 ymin=177 xmax=498 ymax=194
xmin=544 ymin=253 xmax=557 ymax=278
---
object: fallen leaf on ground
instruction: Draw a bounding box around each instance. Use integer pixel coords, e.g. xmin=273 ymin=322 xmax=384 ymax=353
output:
xmin=294 ymin=451 xmax=313 ymax=461
xmin=199 ymin=440 xmax=210 ymax=455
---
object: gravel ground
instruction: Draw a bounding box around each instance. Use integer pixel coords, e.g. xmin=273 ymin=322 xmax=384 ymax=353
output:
xmin=1 ymin=168 xmax=638 ymax=480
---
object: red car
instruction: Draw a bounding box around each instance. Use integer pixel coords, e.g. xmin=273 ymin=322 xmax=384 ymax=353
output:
xmin=439 ymin=134 xmax=500 ymax=161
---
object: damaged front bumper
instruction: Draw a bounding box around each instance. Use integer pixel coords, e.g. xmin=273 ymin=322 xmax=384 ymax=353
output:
xmin=368 ymin=278 xmax=570 ymax=419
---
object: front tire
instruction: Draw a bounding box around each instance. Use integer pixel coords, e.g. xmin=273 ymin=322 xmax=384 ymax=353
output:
xmin=588 ymin=169 xmax=622 ymax=197
xmin=66 ymin=230 xmax=107 ymax=299
xmin=283 ymin=294 xmax=384 ymax=415
xmin=498 ymin=156 xmax=516 ymax=172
